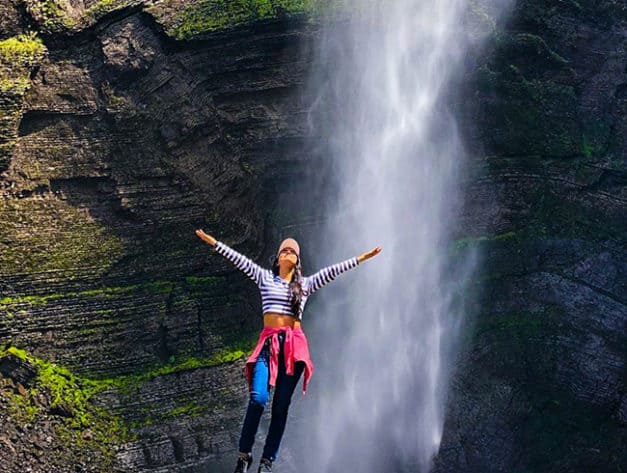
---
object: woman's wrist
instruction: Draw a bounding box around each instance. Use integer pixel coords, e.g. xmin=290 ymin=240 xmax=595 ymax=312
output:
xmin=195 ymin=229 xmax=218 ymax=247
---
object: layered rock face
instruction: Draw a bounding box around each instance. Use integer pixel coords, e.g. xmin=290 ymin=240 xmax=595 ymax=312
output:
xmin=0 ymin=0 xmax=625 ymax=472
xmin=436 ymin=1 xmax=627 ymax=471
xmin=1 ymin=1 xmax=320 ymax=471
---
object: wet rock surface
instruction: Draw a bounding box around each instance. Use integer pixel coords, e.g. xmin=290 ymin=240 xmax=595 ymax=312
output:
xmin=434 ymin=1 xmax=627 ymax=471
xmin=1 ymin=3 xmax=319 ymax=471
xmin=0 ymin=0 xmax=625 ymax=472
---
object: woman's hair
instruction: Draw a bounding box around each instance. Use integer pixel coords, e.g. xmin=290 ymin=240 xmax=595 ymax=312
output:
xmin=272 ymin=256 xmax=304 ymax=319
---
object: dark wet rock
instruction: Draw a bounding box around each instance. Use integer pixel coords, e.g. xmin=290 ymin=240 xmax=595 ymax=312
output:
xmin=0 ymin=353 xmax=37 ymax=387
xmin=24 ymin=61 xmax=99 ymax=114
xmin=0 ymin=0 xmax=28 ymax=39
xmin=435 ymin=0 xmax=627 ymax=471
xmin=100 ymin=15 xmax=161 ymax=78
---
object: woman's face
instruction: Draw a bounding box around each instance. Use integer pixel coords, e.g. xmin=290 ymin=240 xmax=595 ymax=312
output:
xmin=278 ymin=247 xmax=298 ymax=268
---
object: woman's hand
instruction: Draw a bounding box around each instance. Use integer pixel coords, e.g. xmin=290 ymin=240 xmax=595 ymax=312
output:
xmin=195 ymin=229 xmax=217 ymax=247
xmin=357 ymin=246 xmax=382 ymax=263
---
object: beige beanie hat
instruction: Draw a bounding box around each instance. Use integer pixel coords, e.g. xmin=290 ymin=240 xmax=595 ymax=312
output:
xmin=277 ymin=238 xmax=300 ymax=257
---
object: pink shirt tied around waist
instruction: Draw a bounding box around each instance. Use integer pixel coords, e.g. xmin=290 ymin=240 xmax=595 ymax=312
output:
xmin=245 ymin=326 xmax=314 ymax=394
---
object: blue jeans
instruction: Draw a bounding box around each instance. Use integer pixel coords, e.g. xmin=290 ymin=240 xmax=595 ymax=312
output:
xmin=239 ymin=333 xmax=304 ymax=462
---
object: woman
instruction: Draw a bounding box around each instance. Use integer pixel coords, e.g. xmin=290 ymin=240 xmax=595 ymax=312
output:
xmin=195 ymin=229 xmax=381 ymax=473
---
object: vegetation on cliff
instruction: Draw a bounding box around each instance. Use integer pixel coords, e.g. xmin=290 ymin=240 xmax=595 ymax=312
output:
xmin=22 ymin=0 xmax=145 ymax=33
xmin=0 ymin=32 xmax=46 ymax=67
xmin=164 ymin=0 xmax=314 ymax=39
xmin=146 ymin=0 xmax=348 ymax=40
xmin=16 ymin=0 xmax=334 ymax=39
xmin=0 ymin=334 xmax=257 ymax=469
xmin=0 ymin=31 xmax=46 ymax=170
xmin=0 ymin=197 xmax=125 ymax=277
xmin=0 ymin=345 xmax=127 ymax=471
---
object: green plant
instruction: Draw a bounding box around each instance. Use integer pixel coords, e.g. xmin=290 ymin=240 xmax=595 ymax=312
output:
xmin=0 ymin=32 xmax=46 ymax=67
xmin=0 ymin=345 xmax=128 ymax=467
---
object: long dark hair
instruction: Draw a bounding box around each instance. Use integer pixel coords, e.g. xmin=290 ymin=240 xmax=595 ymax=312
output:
xmin=272 ymin=256 xmax=304 ymax=319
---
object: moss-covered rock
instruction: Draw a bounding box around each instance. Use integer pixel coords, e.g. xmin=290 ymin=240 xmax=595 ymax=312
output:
xmin=0 ymin=32 xmax=46 ymax=171
xmin=22 ymin=0 xmax=145 ymax=34
xmin=145 ymin=0 xmax=341 ymax=40
xmin=0 ymin=334 xmax=258 ymax=471
xmin=476 ymin=65 xmax=580 ymax=157
xmin=0 ymin=345 xmax=128 ymax=471
xmin=0 ymin=32 xmax=47 ymax=67
xmin=0 ymin=196 xmax=125 ymax=278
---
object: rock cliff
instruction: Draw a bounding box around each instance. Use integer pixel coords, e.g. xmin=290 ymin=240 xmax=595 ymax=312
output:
xmin=437 ymin=1 xmax=626 ymax=471
xmin=0 ymin=0 xmax=624 ymax=472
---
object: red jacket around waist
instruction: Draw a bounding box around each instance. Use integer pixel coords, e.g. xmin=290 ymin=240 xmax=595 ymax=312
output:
xmin=245 ymin=326 xmax=314 ymax=394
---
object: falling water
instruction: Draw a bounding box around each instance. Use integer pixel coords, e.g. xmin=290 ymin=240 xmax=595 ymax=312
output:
xmin=282 ymin=1 xmax=509 ymax=472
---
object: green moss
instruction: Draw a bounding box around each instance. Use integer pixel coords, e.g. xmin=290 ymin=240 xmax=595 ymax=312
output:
xmin=241 ymin=161 xmax=254 ymax=174
xmin=0 ymin=32 xmax=46 ymax=68
xmin=184 ymin=275 xmax=224 ymax=292
xmin=166 ymin=0 xmax=317 ymax=40
xmin=0 ymin=77 xmax=31 ymax=94
xmin=580 ymin=116 xmax=613 ymax=159
xmin=453 ymin=231 xmax=518 ymax=251
xmin=132 ymin=398 xmax=213 ymax=425
xmin=475 ymin=27 xmax=581 ymax=158
xmin=102 ymin=82 xmax=136 ymax=115
xmin=85 ymin=0 xmax=131 ymax=18
xmin=92 ymin=330 xmax=258 ymax=397
xmin=28 ymin=1 xmax=77 ymax=32
xmin=117 ymin=338 xmax=257 ymax=424
xmin=165 ymin=401 xmax=205 ymax=418
xmin=0 ymin=345 xmax=127 ymax=468
xmin=0 ymin=197 xmax=125 ymax=278
xmin=0 ymin=32 xmax=47 ymax=170
xmin=1 ymin=320 xmax=256 ymax=461
xmin=107 ymin=343 xmax=253 ymax=391
xmin=480 ymin=70 xmax=579 ymax=157
xmin=0 ymin=278 xmax=190 ymax=310
xmin=0 ymin=333 xmax=260 ymax=438
xmin=1 ymin=346 xmax=118 ymax=419
xmin=22 ymin=1 xmax=144 ymax=35
xmin=5 ymin=380 xmax=40 ymax=424
xmin=5 ymin=346 xmax=28 ymax=359
xmin=475 ymin=311 xmax=552 ymax=338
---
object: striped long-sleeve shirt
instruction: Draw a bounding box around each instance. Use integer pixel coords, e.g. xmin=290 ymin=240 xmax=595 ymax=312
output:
xmin=214 ymin=241 xmax=359 ymax=319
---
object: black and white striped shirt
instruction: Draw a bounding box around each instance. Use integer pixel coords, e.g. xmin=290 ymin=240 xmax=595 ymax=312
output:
xmin=214 ymin=241 xmax=359 ymax=319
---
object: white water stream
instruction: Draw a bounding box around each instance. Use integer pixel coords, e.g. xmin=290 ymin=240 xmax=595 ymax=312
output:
xmin=284 ymin=1 xmax=510 ymax=472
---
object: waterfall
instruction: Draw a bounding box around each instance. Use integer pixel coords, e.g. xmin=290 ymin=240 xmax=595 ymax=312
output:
xmin=283 ymin=1 xmax=510 ymax=472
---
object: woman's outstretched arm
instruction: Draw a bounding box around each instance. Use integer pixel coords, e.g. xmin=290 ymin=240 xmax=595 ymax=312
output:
xmin=195 ymin=229 xmax=267 ymax=286
xmin=305 ymin=246 xmax=382 ymax=294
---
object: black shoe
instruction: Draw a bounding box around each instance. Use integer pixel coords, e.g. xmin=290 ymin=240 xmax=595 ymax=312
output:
xmin=257 ymin=458 xmax=272 ymax=472
xmin=234 ymin=453 xmax=253 ymax=473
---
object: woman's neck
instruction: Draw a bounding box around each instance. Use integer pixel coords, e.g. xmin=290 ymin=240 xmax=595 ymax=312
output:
xmin=278 ymin=266 xmax=294 ymax=282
